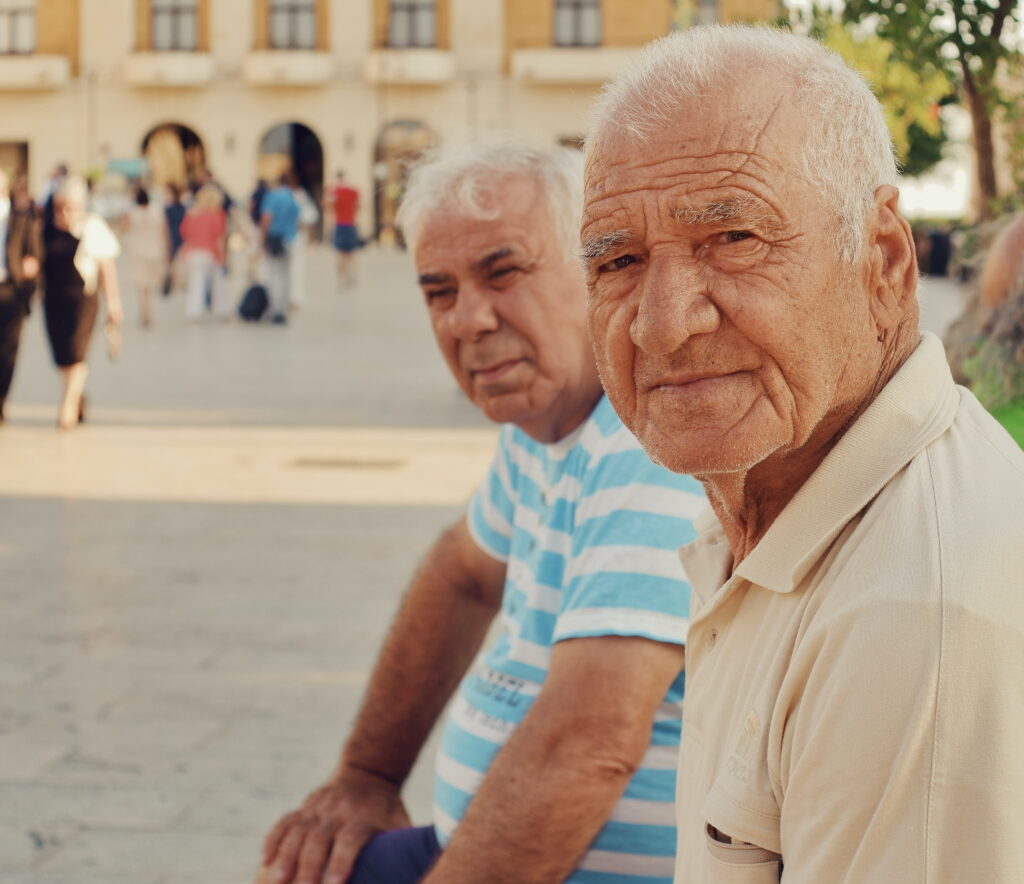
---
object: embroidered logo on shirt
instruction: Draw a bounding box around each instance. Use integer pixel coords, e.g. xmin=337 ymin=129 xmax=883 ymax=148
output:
xmin=737 ymin=710 xmax=760 ymax=760
xmin=725 ymin=710 xmax=761 ymax=786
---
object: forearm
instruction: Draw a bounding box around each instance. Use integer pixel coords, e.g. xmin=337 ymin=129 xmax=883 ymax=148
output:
xmin=339 ymin=522 xmax=501 ymax=785
xmin=424 ymin=636 xmax=684 ymax=884
xmin=425 ymin=726 xmax=637 ymax=884
xmin=100 ymin=260 xmax=120 ymax=307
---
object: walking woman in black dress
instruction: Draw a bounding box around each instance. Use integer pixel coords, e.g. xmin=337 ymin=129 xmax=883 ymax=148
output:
xmin=43 ymin=175 xmax=123 ymax=430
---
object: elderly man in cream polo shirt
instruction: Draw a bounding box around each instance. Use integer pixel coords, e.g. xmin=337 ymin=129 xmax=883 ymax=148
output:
xmin=582 ymin=25 xmax=1024 ymax=884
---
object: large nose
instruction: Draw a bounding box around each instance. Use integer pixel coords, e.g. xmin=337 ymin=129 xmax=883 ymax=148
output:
xmin=630 ymin=256 xmax=720 ymax=355
xmin=446 ymin=282 xmax=500 ymax=341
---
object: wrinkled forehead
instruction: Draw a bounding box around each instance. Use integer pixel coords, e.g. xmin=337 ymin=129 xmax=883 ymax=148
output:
xmin=415 ymin=183 xmax=551 ymax=267
xmin=584 ymin=81 xmax=806 ymax=205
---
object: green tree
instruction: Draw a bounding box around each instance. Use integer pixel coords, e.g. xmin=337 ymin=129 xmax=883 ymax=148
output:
xmin=840 ymin=0 xmax=1022 ymax=220
xmin=818 ymin=19 xmax=954 ymax=177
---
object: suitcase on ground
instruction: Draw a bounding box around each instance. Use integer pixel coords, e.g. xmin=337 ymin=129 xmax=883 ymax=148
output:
xmin=238 ymin=284 xmax=269 ymax=321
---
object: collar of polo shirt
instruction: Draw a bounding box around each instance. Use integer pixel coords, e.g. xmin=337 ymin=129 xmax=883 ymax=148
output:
xmin=733 ymin=333 xmax=958 ymax=593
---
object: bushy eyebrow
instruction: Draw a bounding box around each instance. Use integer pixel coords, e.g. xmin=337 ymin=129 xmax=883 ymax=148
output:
xmin=418 ymin=247 xmax=517 ymax=286
xmin=671 ymin=196 xmax=779 ymax=230
xmin=580 ymin=230 xmax=631 ymax=264
xmin=418 ymin=272 xmax=451 ymax=286
xmin=473 ymin=247 xmax=514 ymax=273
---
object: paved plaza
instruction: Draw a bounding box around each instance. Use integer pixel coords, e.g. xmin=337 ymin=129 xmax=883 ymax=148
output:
xmin=1 ymin=245 xmax=495 ymax=884
xmin=0 ymin=243 xmax=969 ymax=884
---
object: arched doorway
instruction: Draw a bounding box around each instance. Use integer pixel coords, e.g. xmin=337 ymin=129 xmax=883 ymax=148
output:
xmin=258 ymin=121 xmax=324 ymax=235
xmin=141 ymin=123 xmax=205 ymax=189
xmin=373 ymin=120 xmax=437 ymax=246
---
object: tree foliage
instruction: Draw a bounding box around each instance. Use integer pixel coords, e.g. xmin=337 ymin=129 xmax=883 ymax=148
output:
xmin=839 ymin=0 xmax=1022 ymax=218
xmin=817 ymin=19 xmax=954 ymax=177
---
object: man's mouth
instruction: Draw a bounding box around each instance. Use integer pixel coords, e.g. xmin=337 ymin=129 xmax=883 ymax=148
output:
xmin=649 ymin=370 xmax=746 ymax=393
xmin=471 ymin=359 xmax=523 ymax=384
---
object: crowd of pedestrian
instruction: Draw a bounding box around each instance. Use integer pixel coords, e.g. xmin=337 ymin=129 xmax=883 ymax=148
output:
xmin=0 ymin=160 xmax=361 ymax=429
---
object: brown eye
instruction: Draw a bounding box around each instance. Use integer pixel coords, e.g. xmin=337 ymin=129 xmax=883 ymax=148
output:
xmin=723 ymin=231 xmax=753 ymax=243
xmin=426 ymin=288 xmax=456 ymax=303
xmin=599 ymin=254 xmax=637 ymax=273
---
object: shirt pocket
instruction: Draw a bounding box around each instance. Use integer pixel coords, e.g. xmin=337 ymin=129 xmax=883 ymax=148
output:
xmin=703 ymin=823 xmax=781 ymax=883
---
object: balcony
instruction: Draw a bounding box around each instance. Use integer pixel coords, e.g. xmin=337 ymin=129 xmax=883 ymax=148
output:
xmin=510 ymin=47 xmax=637 ymax=85
xmin=242 ymin=51 xmax=333 ymax=87
xmin=123 ymin=52 xmax=216 ymax=87
xmin=0 ymin=54 xmax=70 ymax=90
xmin=363 ymin=49 xmax=455 ymax=86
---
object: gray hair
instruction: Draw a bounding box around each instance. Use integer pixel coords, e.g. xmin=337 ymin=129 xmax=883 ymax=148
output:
xmin=397 ymin=140 xmax=584 ymax=254
xmin=53 ymin=173 xmax=89 ymax=207
xmin=586 ymin=25 xmax=898 ymax=261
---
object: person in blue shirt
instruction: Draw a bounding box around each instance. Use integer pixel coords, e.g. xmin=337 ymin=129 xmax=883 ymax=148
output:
xmin=260 ymin=173 xmax=300 ymax=324
xmin=257 ymin=142 xmax=705 ymax=884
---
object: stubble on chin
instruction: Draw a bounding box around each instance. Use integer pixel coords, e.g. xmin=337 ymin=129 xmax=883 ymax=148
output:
xmin=634 ymin=395 xmax=786 ymax=478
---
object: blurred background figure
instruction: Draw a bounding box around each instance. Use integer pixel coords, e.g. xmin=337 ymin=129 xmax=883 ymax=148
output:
xmin=163 ymin=182 xmax=187 ymax=296
xmin=180 ymin=183 xmax=229 ymax=321
xmin=119 ymin=185 xmax=168 ymax=328
xmin=40 ymin=162 xmax=68 ymax=224
xmin=0 ymin=172 xmax=42 ymax=425
xmin=249 ymin=178 xmax=268 ymax=229
xmin=980 ymin=214 xmax=1024 ymax=310
xmin=288 ymin=181 xmax=319 ymax=311
xmin=259 ymin=173 xmax=299 ymax=324
xmin=324 ymin=170 xmax=360 ymax=288
xmin=42 ymin=174 xmax=123 ymax=430
xmin=192 ymin=167 xmax=234 ymax=215
xmin=244 ymin=177 xmax=269 ymax=293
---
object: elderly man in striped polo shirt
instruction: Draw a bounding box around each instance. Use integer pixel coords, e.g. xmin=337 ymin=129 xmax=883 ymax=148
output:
xmin=256 ymin=142 xmax=705 ymax=884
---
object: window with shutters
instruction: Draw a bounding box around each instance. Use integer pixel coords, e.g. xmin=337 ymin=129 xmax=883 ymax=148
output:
xmin=152 ymin=0 xmax=198 ymax=51
xmin=553 ymin=0 xmax=600 ymax=47
xmin=388 ymin=0 xmax=436 ymax=48
xmin=0 ymin=0 xmax=35 ymax=54
xmin=269 ymin=0 xmax=316 ymax=50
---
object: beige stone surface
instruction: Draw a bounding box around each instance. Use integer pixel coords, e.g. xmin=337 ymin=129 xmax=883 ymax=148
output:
xmin=1 ymin=245 xmax=492 ymax=882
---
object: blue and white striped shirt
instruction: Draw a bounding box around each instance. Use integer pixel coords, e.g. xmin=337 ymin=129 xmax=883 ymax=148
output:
xmin=434 ymin=395 xmax=705 ymax=883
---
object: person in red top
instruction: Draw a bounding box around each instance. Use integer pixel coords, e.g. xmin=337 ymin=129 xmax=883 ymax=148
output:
xmin=323 ymin=171 xmax=360 ymax=287
xmin=180 ymin=184 xmax=229 ymax=319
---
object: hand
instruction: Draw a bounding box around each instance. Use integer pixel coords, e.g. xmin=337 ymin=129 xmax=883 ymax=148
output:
xmin=20 ymin=255 xmax=39 ymax=280
xmin=260 ymin=767 xmax=411 ymax=884
xmin=106 ymin=299 xmax=124 ymax=328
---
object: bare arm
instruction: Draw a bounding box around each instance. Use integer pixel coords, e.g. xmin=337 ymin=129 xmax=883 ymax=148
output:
xmin=20 ymin=212 xmax=42 ymax=284
xmin=423 ymin=635 xmax=685 ymax=884
xmin=98 ymin=257 xmax=123 ymax=327
xmin=161 ymin=213 xmax=172 ymax=261
xmin=216 ymin=214 xmax=228 ymax=266
xmin=261 ymin=517 xmax=505 ymax=884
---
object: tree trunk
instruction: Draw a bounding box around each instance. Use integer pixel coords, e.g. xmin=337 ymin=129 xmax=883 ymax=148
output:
xmin=962 ymin=64 xmax=1000 ymax=221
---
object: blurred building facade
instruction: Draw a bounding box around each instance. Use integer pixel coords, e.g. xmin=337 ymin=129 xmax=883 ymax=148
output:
xmin=0 ymin=0 xmax=778 ymax=235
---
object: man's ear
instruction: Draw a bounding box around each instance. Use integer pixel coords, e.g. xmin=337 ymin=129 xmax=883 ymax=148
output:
xmin=866 ymin=184 xmax=917 ymax=332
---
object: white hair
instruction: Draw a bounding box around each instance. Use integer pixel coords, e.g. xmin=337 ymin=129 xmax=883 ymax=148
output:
xmin=397 ymin=139 xmax=584 ymax=254
xmin=53 ymin=173 xmax=89 ymax=207
xmin=587 ymin=25 xmax=898 ymax=261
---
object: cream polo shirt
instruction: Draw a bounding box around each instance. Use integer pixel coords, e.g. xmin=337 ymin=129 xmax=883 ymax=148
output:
xmin=674 ymin=333 xmax=1024 ymax=884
